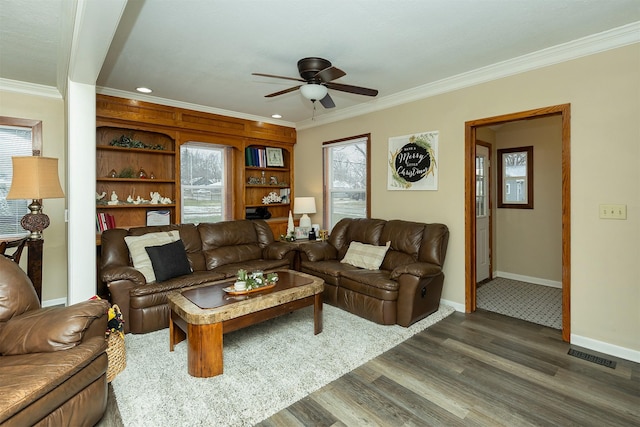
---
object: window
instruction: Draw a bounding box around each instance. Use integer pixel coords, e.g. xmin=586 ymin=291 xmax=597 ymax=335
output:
xmin=323 ymin=134 xmax=370 ymax=230
xmin=498 ymin=146 xmax=533 ymax=209
xmin=0 ymin=117 xmax=41 ymax=238
xmin=180 ymin=142 xmax=229 ymax=224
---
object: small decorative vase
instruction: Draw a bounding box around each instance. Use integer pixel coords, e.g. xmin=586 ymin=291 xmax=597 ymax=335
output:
xmin=234 ymin=281 xmax=247 ymax=291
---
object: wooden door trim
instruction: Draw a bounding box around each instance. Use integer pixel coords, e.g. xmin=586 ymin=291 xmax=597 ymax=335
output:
xmin=464 ymin=104 xmax=571 ymax=341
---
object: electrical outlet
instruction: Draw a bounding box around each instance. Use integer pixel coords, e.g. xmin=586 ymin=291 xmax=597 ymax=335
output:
xmin=599 ymin=204 xmax=627 ymax=220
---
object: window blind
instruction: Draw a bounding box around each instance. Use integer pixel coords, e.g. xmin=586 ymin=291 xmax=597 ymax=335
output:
xmin=0 ymin=125 xmax=32 ymax=237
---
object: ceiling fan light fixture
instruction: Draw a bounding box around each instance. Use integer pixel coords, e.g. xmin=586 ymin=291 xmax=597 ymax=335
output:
xmin=300 ymin=83 xmax=327 ymax=101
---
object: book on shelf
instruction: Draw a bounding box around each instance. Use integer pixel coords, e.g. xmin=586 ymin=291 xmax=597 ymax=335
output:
xmin=245 ymin=146 xmax=267 ymax=167
xmin=96 ymin=212 xmax=116 ymax=232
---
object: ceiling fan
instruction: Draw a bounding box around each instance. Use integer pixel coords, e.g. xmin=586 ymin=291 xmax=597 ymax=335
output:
xmin=252 ymin=57 xmax=378 ymax=108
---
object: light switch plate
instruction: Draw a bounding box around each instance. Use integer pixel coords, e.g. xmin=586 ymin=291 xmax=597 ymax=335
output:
xmin=599 ymin=204 xmax=627 ymax=220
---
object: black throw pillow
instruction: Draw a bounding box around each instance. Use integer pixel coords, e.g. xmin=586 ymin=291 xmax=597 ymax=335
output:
xmin=144 ymin=239 xmax=192 ymax=282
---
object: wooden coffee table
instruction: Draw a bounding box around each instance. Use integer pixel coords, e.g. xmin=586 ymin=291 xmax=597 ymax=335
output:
xmin=167 ymin=270 xmax=324 ymax=378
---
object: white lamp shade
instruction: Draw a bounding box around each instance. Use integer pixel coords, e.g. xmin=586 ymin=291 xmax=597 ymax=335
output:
xmin=300 ymin=84 xmax=328 ymax=101
xmin=293 ymin=197 xmax=316 ymax=215
xmin=294 ymin=197 xmax=316 ymax=229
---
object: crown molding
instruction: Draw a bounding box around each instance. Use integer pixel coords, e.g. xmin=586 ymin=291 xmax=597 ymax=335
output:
xmin=297 ymin=21 xmax=640 ymax=130
xmin=96 ymin=87 xmax=296 ymax=128
xmin=0 ymin=78 xmax=62 ymax=99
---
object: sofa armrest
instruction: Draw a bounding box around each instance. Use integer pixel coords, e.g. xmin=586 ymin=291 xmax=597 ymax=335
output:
xmin=299 ymin=241 xmax=338 ymax=262
xmin=263 ymin=241 xmax=297 ymax=260
xmin=390 ymin=262 xmax=442 ymax=280
xmin=0 ymin=299 xmax=109 ymax=356
xmin=101 ymin=265 xmax=146 ymax=286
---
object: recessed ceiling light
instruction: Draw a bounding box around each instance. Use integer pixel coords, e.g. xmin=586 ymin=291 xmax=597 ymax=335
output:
xmin=271 ymin=114 xmax=282 ymax=119
xmin=136 ymin=87 xmax=152 ymax=93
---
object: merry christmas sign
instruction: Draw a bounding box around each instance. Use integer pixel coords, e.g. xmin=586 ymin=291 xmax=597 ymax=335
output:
xmin=388 ymin=131 xmax=438 ymax=190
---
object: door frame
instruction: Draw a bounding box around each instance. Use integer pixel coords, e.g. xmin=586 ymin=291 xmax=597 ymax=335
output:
xmin=464 ymin=104 xmax=571 ymax=341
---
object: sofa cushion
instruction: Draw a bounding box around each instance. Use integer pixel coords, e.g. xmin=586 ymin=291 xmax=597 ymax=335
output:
xmin=0 ymin=336 xmax=106 ymax=423
xmin=145 ymin=240 xmax=192 ymax=282
xmin=124 ymin=230 xmax=180 ymax=282
xmin=339 ymin=269 xmax=399 ymax=300
xmin=0 ymin=257 xmax=40 ymax=323
xmin=199 ymin=221 xmax=263 ymax=269
xmin=0 ymin=300 xmax=107 ymax=356
xmin=300 ymin=260 xmax=360 ymax=287
xmin=341 ymin=241 xmax=390 ymax=270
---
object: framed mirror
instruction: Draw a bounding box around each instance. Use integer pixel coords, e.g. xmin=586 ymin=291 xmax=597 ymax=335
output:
xmin=497 ymin=146 xmax=533 ymax=209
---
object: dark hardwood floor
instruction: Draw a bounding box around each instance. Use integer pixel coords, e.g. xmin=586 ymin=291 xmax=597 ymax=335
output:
xmin=257 ymin=310 xmax=640 ymax=427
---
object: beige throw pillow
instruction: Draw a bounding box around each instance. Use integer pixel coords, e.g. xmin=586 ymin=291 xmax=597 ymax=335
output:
xmin=124 ymin=230 xmax=180 ymax=282
xmin=341 ymin=241 xmax=391 ymax=270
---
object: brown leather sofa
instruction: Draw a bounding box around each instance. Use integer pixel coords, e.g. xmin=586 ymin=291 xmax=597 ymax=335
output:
xmin=100 ymin=219 xmax=297 ymax=334
xmin=299 ymin=218 xmax=449 ymax=327
xmin=0 ymin=256 xmax=110 ymax=427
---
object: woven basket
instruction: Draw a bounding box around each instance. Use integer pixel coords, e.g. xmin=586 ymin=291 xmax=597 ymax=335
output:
xmin=106 ymin=333 xmax=126 ymax=383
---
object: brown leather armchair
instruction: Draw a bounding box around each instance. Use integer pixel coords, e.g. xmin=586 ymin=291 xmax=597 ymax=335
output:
xmin=0 ymin=256 xmax=110 ymax=427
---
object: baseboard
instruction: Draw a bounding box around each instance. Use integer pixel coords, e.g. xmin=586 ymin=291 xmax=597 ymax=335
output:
xmin=571 ymin=333 xmax=640 ymax=363
xmin=42 ymin=297 xmax=67 ymax=308
xmin=494 ymin=271 xmax=562 ymax=288
xmin=441 ymin=298 xmax=465 ymax=312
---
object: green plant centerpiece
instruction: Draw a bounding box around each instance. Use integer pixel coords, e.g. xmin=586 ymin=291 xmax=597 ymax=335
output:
xmin=236 ymin=269 xmax=278 ymax=290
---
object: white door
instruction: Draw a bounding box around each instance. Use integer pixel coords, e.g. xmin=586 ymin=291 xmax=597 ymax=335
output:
xmin=476 ymin=144 xmax=490 ymax=283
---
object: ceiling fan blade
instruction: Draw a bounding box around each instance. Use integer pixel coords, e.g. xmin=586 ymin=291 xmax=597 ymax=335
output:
xmin=319 ymin=93 xmax=335 ymax=108
xmin=265 ymin=85 xmax=301 ymax=97
xmin=314 ymin=66 xmax=346 ymax=83
xmin=252 ymin=72 xmax=305 ymax=83
xmin=325 ymin=82 xmax=378 ymax=97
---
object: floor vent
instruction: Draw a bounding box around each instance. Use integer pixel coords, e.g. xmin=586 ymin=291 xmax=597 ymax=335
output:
xmin=568 ymin=348 xmax=616 ymax=369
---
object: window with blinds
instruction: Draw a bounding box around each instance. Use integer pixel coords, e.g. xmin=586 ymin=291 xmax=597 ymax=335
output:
xmin=0 ymin=125 xmax=33 ymax=237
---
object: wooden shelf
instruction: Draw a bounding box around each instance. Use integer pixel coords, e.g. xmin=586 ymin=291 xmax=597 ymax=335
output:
xmin=96 ymin=125 xmax=177 ymax=229
xmin=96 ymin=145 xmax=176 ymax=155
xmin=243 ymin=144 xmax=294 ymax=236
xmin=97 ymin=178 xmax=174 ymax=183
xmin=97 ymin=203 xmax=176 ymax=209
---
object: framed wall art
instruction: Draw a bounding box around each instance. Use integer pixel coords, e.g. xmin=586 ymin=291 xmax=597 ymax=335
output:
xmin=266 ymin=147 xmax=284 ymax=167
xmin=388 ymin=131 xmax=438 ymax=190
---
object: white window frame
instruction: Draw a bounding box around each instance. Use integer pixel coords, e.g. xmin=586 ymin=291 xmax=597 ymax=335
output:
xmin=180 ymin=142 xmax=230 ymax=224
xmin=322 ymin=134 xmax=370 ymax=231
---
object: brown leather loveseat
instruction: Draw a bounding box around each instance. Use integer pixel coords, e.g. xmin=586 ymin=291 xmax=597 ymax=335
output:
xmin=299 ymin=218 xmax=449 ymax=327
xmin=0 ymin=256 xmax=110 ymax=427
xmin=100 ymin=219 xmax=297 ymax=334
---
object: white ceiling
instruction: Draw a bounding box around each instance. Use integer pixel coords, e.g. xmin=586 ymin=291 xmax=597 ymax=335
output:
xmin=1 ymin=0 xmax=639 ymax=127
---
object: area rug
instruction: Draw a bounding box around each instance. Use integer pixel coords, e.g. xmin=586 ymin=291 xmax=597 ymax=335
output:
xmin=111 ymin=304 xmax=454 ymax=426
xmin=477 ymin=277 xmax=561 ymax=329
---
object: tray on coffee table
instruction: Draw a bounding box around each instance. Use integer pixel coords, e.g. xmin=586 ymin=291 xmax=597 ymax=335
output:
xmin=222 ymin=283 xmax=276 ymax=296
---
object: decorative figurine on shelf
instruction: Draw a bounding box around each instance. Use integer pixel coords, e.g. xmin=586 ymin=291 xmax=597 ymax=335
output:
xmin=96 ymin=191 xmax=106 ymax=201
xmin=160 ymin=196 xmax=172 ymax=204
xmin=150 ymin=192 xmax=161 ymax=204
xmin=107 ymin=191 xmax=119 ymax=205
xmin=149 ymin=171 xmax=156 ymax=179
xmin=261 ymin=192 xmax=282 ymax=204
xmin=108 ymin=169 xmax=117 ymax=178
xmin=138 ymin=168 xmax=148 ymax=179
xmin=126 ymin=195 xmax=134 ymax=203
xmin=286 ymin=210 xmax=296 ymax=241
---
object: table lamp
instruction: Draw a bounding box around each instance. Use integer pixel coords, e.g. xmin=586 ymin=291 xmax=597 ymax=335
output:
xmin=6 ymin=156 xmax=65 ymax=239
xmin=293 ymin=197 xmax=316 ymax=229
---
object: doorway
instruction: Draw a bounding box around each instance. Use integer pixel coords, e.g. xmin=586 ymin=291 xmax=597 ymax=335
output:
xmin=464 ymin=104 xmax=571 ymax=342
